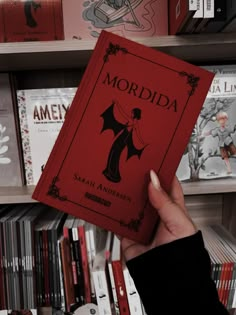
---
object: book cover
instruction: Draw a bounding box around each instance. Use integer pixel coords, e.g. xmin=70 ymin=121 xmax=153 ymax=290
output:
xmin=0 ymin=73 xmax=24 ymax=187
xmin=177 ymin=65 xmax=236 ymax=182
xmin=17 ymin=87 xmax=77 ymax=185
xmin=1 ymin=0 xmax=64 ymax=42
xmin=33 ymin=30 xmax=214 ymax=244
xmin=62 ymin=0 xmax=168 ymax=40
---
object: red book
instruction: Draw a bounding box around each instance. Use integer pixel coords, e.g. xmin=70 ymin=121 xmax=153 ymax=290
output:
xmin=169 ymin=0 xmax=196 ymax=35
xmin=32 ymin=30 xmax=214 ymax=244
xmin=1 ymin=0 xmax=64 ymax=42
xmin=77 ymin=220 xmax=92 ymax=304
xmin=111 ymin=235 xmax=130 ymax=315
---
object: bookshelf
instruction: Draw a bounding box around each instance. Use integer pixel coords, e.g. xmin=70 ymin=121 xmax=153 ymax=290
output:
xmin=1 ymin=32 xmax=236 ymax=201
xmin=0 ymin=32 xmax=236 ymax=71
xmin=1 ymin=31 xmax=236 ymax=314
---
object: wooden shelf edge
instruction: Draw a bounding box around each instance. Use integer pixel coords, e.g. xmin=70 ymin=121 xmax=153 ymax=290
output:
xmin=0 ymin=178 xmax=235 ymax=204
xmin=182 ymin=178 xmax=236 ymax=195
xmin=0 ymin=32 xmax=236 ymax=71
xmin=0 ymin=186 xmax=36 ymax=204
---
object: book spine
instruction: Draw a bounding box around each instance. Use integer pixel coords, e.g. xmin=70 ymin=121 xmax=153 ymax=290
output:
xmin=59 ymin=237 xmax=75 ymax=312
xmin=112 ymin=260 xmax=130 ymax=315
xmin=53 ymin=0 xmax=64 ymax=40
xmin=70 ymin=227 xmax=85 ymax=305
xmin=189 ymin=0 xmax=198 ymax=11
xmin=123 ymin=265 xmax=143 ymax=315
xmin=78 ymin=225 xmax=91 ymax=303
xmin=108 ymin=260 xmax=120 ymax=315
xmin=92 ymin=268 xmax=113 ymax=315
xmin=57 ymin=239 xmax=66 ymax=311
xmin=203 ymin=0 xmax=214 ymax=18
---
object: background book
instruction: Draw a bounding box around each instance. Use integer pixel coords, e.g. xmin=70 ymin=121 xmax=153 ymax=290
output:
xmin=16 ymin=87 xmax=77 ymax=185
xmin=177 ymin=64 xmax=236 ymax=182
xmin=168 ymin=0 xmax=198 ymax=35
xmin=0 ymin=73 xmax=24 ymax=187
xmin=0 ymin=0 xmax=64 ymax=42
xmin=62 ymin=0 xmax=168 ymax=40
xmin=201 ymin=0 xmax=228 ymax=33
xmin=221 ymin=0 xmax=236 ymax=33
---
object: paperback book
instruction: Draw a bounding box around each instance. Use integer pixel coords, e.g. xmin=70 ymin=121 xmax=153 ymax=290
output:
xmin=62 ymin=0 xmax=168 ymax=40
xmin=0 ymin=73 xmax=24 ymax=186
xmin=177 ymin=65 xmax=236 ymax=182
xmin=32 ymin=30 xmax=214 ymax=244
xmin=17 ymin=87 xmax=77 ymax=185
xmin=1 ymin=0 xmax=64 ymax=42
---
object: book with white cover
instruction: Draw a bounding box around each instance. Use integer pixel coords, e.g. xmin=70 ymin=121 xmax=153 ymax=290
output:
xmin=177 ymin=65 xmax=236 ymax=182
xmin=92 ymin=233 xmax=113 ymax=315
xmin=0 ymin=73 xmax=24 ymax=186
xmin=17 ymin=87 xmax=77 ymax=185
xmin=123 ymin=265 xmax=143 ymax=315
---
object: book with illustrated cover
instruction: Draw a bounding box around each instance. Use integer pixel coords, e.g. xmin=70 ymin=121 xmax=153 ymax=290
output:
xmin=177 ymin=65 xmax=236 ymax=182
xmin=32 ymin=30 xmax=214 ymax=244
xmin=1 ymin=0 xmax=64 ymax=42
xmin=0 ymin=73 xmax=24 ymax=187
xmin=17 ymin=87 xmax=77 ymax=185
xmin=62 ymin=0 xmax=168 ymax=40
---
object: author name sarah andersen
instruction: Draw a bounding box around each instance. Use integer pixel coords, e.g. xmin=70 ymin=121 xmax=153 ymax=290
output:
xmin=73 ymin=173 xmax=132 ymax=203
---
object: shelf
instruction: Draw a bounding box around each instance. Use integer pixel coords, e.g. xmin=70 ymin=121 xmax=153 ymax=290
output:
xmin=0 ymin=179 xmax=235 ymax=204
xmin=1 ymin=32 xmax=236 ymax=71
xmin=0 ymin=186 xmax=36 ymax=204
xmin=182 ymin=178 xmax=236 ymax=195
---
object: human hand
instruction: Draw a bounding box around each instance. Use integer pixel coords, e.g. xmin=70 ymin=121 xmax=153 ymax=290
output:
xmin=121 ymin=170 xmax=197 ymax=261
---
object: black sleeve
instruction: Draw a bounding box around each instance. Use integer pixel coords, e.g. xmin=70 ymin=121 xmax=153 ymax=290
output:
xmin=126 ymin=231 xmax=230 ymax=315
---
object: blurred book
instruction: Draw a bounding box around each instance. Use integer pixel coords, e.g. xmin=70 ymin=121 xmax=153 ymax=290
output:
xmin=177 ymin=65 xmax=236 ymax=182
xmin=0 ymin=73 xmax=24 ymax=187
xmin=16 ymin=87 xmax=77 ymax=185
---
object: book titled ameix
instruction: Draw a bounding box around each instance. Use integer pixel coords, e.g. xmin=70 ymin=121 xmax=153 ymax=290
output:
xmin=32 ymin=30 xmax=214 ymax=244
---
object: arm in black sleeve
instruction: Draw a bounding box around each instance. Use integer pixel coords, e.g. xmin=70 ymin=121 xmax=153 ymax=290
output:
xmin=126 ymin=231 xmax=229 ymax=315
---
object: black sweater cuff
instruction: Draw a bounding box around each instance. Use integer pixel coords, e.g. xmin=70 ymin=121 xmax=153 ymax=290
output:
xmin=126 ymin=231 xmax=229 ymax=315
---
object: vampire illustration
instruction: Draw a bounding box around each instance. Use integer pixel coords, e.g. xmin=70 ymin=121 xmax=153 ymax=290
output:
xmin=24 ymin=1 xmax=41 ymax=28
xmin=100 ymin=101 xmax=147 ymax=183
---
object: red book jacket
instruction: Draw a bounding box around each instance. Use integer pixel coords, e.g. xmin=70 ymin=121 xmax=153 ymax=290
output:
xmin=33 ymin=30 xmax=214 ymax=244
xmin=1 ymin=0 xmax=64 ymax=42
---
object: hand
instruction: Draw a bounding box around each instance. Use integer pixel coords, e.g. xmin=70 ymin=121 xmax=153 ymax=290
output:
xmin=121 ymin=170 xmax=197 ymax=261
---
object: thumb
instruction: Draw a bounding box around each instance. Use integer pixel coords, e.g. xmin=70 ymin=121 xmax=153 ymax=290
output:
xmin=148 ymin=170 xmax=187 ymax=228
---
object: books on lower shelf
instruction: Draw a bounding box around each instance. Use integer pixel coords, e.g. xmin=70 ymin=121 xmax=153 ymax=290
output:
xmin=0 ymin=73 xmax=24 ymax=187
xmin=1 ymin=201 xmax=236 ymax=313
xmin=177 ymin=64 xmax=236 ymax=182
xmin=16 ymin=87 xmax=77 ymax=186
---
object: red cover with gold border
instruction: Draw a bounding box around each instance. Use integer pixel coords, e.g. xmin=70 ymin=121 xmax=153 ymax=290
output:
xmin=1 ymin=0 xmax=64 ymax=42
xmin=32 ymin=30 xmax=214 ymax=244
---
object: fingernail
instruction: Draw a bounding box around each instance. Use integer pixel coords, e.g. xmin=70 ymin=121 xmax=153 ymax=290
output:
xmin=150 ymin=169 xmax=160 ymax=190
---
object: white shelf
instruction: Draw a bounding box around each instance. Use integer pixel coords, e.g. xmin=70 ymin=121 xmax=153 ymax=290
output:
xmin=1 ymin=32 xmax=236 ymax=71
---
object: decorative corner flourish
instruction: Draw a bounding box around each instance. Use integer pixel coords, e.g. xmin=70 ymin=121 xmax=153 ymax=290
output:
xmin=119 ymin=210 xmax=144 ymax=232
xmin=104 ymin=42 xmax=128 ymax=63
xmin=179 ymin=71 xmax=200 ymax=96
xmin=47 ymin=176 xmax=67 ymax=201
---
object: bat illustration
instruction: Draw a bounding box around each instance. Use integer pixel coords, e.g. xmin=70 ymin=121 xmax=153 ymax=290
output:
xmin=100 ymin=102 xmax=147 ymax=183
